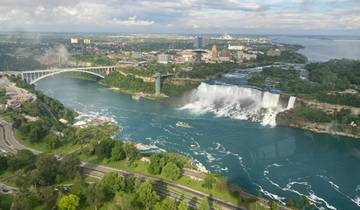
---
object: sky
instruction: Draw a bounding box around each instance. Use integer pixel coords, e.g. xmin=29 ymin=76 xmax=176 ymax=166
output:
xmin=0 ymin=0 xmax=359 ymax=35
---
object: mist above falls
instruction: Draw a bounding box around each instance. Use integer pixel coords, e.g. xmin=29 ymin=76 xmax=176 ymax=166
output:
xmin=180 ymin=83 xmax=296 ymax=126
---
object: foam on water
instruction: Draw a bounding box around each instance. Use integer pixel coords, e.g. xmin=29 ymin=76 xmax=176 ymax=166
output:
xmin=254 ymin=183 xmax=286 ymax=204
xmin=262 ymin=165 xmax=341 ymax=210
xmin=180 ymin=83 xmax=295 ymax=126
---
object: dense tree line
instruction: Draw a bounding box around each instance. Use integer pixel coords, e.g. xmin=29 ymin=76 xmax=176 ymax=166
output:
xmin=120 ymin=40 xmax=194 ymax=52
xmin=255 ymin=50 xmax=308 ymax=65
xmin=102 ymin=73 xmax=155 ymax=94
xmin=0 ymin=87 xmax=8 ymax=104
xmin=147 ymin=153 xmax=191 ymax=180
xmin=289 ymin=107 xmax=360 ymax=134
xmin=120 ymin=63 xmax=176 ymax=77
xmin=9 ymin=77 xmax=76 ymax=121
xmin=0 ymin=149 xmax=210 ymax=210
xmin=248 ymin=59 xmax=360 ymax=107
xmin=178 ymin=63 xmax=240 ymax=79
xmin=72 ymin=55 xmax=117 ymax=66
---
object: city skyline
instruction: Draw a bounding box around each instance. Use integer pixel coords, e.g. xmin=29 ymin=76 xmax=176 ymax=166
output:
xmin=0 ymin=0 xmax=359 ymax=35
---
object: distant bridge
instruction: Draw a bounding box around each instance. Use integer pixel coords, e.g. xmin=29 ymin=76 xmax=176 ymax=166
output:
xmin=1 ymin=66 xmax=176 ymax=95
xmin=1 ymin=66 xmax=117 ymax=84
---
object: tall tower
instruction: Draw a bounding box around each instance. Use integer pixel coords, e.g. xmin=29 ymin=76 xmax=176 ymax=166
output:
xmin=211 ymin=45 xmax=218 ymax=62
xmin=155 ymin=72 xmax=161 ymax=96
xmin=194 ymin=36 xmax=204 ymax=49
xmin=193 ymin=36 xmax=205 ymax=63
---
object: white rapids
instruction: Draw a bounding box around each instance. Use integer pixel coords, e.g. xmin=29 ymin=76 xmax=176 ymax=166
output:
xmin=180 ymin=83 xmax=296 ymax=126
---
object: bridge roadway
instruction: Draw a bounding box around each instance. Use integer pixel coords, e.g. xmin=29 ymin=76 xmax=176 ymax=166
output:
xmin=0 ymin=117 xmax=250 ymax=210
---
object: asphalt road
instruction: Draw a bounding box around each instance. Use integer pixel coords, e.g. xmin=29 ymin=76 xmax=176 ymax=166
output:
xmin=0 ymin=182 xmax=17 ymax=194
xmin=0 ymin=122 xmax=16 ymax=154
xmin=0 ymin=118 xmax=40 ymax=155
xmin=0 ymin=117 xmax=248 ymax=210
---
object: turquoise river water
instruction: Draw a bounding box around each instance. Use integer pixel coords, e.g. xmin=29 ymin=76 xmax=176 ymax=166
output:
xmin=36 ymin=75 xmax=360 ymax=210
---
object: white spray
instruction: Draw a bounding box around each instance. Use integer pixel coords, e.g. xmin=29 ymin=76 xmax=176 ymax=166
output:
xmin=180 ymin=83 xmax=296 ymax=126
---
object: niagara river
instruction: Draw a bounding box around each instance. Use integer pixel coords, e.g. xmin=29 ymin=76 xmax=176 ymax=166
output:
xmin=35 ymin=73 xmax=360 ymax=210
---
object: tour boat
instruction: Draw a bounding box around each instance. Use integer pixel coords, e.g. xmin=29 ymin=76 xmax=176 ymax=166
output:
xmin=176 ymin=121 xmax=191 ymax=128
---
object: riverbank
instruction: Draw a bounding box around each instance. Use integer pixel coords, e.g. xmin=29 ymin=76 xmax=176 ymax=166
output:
xmin=0 ymin=76 xmax=283 ymax=210
xmin=277 ymin=98 xmax=360 ymax=139
xmin=108 ymin=87 xmax=168 ymax=100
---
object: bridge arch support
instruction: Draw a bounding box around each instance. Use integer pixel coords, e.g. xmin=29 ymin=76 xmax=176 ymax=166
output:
xmin=19 ymin=66 xmax=116 ymax=84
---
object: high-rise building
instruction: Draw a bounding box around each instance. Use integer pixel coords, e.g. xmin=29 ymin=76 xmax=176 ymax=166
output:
xmin=211 ymin=45 xmax=218 ymax=61
xmin=194 ymin=36 xmax=204 ymax=49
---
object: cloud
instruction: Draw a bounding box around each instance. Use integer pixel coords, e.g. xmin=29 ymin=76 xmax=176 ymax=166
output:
xmin=110 ymin=16 xmax=154 ymax=26
xmin=0 ymin=0 xmax=359 ymax=34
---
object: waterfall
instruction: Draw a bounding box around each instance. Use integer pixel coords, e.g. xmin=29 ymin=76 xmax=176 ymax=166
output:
xmin=287 ymin=96 xmax=296 ymax=109
xmin=180 ymin=83 xmax=293 ymax=126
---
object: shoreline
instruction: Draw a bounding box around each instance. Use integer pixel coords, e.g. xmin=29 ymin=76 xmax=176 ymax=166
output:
xmin=108 ymin=87 xmax=169 ymax=100
xmin=103 ymin=75 xmax=359 ymax=140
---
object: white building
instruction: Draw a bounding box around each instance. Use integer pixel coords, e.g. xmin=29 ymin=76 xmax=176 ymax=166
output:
xmin=237 ymin=51 xmax=257 ymax=62
xmin=158 ymin=53 xmax=169 ymax=64
xmin=222 ymin=34 xmax=233 ymax=40
xmin=228 ymin=44 xmax=245 ymax=51
xmin=83 ymin=39 xmax=91 ymax=45
xmin=70 ymin=38 xmax=78 ymax=44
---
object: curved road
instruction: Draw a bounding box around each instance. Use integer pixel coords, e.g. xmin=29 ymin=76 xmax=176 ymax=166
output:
xmin=0 ymin=117 xmax=266 ymax=210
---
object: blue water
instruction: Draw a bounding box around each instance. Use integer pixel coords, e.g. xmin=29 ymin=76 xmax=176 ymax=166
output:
xmin=36 ymin=76 xmax=360 ymax=210
xmin=270 ymin=35 xmax=360 ymax=62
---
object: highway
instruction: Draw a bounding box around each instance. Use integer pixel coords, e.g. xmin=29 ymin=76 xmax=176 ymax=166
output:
xmin=0 ymin=118 xmax=41 ymax=155
xmin=0 ymin=117 xmax=251 ymax=210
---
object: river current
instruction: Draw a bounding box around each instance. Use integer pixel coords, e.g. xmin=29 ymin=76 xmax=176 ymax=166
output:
xmin=35 ymin=36 xmax=360 ymax=210
xmin=36 ymin=76 xmax=360 ymax=210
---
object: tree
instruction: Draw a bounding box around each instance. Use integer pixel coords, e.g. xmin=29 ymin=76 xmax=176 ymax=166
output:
xmin=44 ymin=133 xmax=60 ymax=149
xmin=113 ymin=192 xmax=139 ymax=210
xmin=161 ymin=197 xmax=177 ymax=210
xmin=100 ymin=172 xmax=125 ymax=197
xmin=0 ymin=154 xmax=8 ymax=173
xmin=58 ymin=155 xmax=80 ymax=180
xmin=7 ymin=149 xmax=36 ymax=171
xmin=18 ymin=121 xmax=49 ymax=143
xmin=123 ymin=142 xmax=139 ymax=165
xmin=37 ymin=186 xmax=58 ymax=207
xmin=270 ymin=200 xmax=278 ymax=210
xmin=124 ymin=176 xmax=136 ymax=193
xmin=136 ymin=180 xmax=160 ymax=210
xmin=58 ymin=194 xmax=80 ymax=210
xmin=71 ymin=178 xmax=88 ymax=200
xmin=86 ymin=184 xmax=106 ymax=209
xmin=148 ymin=154 xmax=162 ymax=175
xmin=199 ymin=198 xmax=210 ymax=210
xmin=202 ymin=173 xmax=216 ymax=189
xmin=162 ymin=162 xmax=181 ymax=180
xmin=178 ymin=200 xmax=190 ymax=210
xmin=35 ymin=155 xmax=59 ymax=185
xmin=11 ymin=192 xmax=33 ymax=210
xmin=111 ymin=141 xmax=126 ymax=161
xmin=94 ymin=139 xmax=113 ymax=160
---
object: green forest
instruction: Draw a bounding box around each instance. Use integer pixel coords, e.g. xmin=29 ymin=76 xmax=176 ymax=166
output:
xmin=248 ymin=59 xmax=360 ymax=107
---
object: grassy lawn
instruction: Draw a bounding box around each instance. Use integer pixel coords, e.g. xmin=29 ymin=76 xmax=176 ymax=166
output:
xmin=15 ymin=130 xmax=82 ymax=155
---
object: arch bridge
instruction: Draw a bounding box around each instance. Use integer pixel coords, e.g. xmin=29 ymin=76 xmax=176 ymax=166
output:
xmin=19 ymin=66 xmax=116 ymax=84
